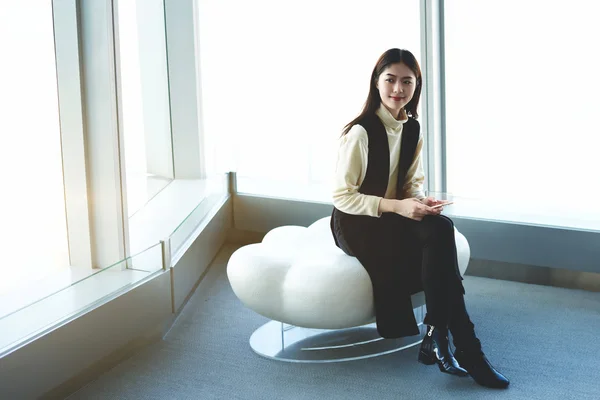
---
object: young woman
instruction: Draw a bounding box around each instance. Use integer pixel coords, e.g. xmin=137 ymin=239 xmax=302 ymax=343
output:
xmin=330 ymin=48 xmax=509 ymax=389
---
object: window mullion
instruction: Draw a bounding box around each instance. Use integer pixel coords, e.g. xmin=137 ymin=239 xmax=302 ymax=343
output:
xmin=79 ymin=0 xmax=128 ymax=268
xmin=53 ymin=0 xmax=93 ymax=268
xmin=164 ymin=0 xmax=204 ymax=179
xmin=420 ymin=0 xmax=446 ymax=193
xmin=135 ymin=0 xmax=174 ymax=179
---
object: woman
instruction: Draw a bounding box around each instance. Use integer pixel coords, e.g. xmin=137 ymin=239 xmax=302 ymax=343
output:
xmin=330 ymin=48 xmax=509 ymax=389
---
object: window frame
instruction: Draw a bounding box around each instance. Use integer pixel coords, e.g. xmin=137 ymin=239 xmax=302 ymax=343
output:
xmin=53 ymin=0 xmax=93 ymax=268
xmin=113 ymin=0 xmax=176 ymax=222
xmin=420 ymin=0 xmax=446 ymax=194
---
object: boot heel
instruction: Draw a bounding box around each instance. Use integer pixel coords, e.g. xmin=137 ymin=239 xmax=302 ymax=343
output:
xmin=418 ymin=349 xmax=436 ymax=365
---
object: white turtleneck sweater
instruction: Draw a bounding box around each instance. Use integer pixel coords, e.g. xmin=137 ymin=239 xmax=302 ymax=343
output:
xmin=332 ymin=105 xmax=425 ymax=217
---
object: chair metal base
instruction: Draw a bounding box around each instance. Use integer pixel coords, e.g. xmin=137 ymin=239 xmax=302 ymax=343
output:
xmin=249 ymin=306 xmax=427 ymax=363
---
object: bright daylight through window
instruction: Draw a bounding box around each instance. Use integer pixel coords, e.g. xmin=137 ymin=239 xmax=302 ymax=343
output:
xmin=0 ymin=3 xmax=69 ymax=296
xmin=196 ymin=0 xmax=421 ymax=202
xmin=116 ymin=0 xmax=173 ymax=220
xmin=445 ymin=0 xmax=600 ymax=230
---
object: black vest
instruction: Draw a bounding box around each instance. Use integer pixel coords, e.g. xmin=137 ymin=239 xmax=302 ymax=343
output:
xmin=331 ymin=114 xmax=421 ymax=249
xmin=356 ymin=114 xmax=420 ymax=199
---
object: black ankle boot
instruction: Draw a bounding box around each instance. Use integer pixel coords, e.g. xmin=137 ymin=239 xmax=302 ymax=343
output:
xmin=454 ymin=349 xmax=510 ymax=389
xmin=418 ymin=325 xmax=468 ymax=377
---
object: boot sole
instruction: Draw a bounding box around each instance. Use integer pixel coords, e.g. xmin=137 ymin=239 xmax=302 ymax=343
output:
xmin=417 ymin=350 xmax=436 ymax=365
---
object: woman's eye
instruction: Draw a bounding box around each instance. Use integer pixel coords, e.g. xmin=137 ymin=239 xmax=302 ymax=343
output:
xmin=403 ymin=81 xmax=413 ymax=85
xmin=385 ymin=78 xmax=394 ymax=83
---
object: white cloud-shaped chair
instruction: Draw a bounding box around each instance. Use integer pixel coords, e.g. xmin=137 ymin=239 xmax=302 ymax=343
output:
xmin=227 ymin=216 xmax=470 ymax=362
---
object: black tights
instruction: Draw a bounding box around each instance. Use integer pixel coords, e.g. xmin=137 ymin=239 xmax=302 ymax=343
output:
xmin=392 ymin=214 xmax=480 ymax=352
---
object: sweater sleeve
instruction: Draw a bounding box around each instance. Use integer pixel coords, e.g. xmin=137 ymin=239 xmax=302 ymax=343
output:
xmin=401 ymin=134 xmax=425 ymax=199
xmin=332 ymin=125 xmax=382 ymax=217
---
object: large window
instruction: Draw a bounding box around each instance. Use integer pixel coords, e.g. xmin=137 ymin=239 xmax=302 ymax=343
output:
xmin=116 ymin=0 xmax=181 ymax=258
xmin=116 ymin=0 xmax=173 ymax=219
xmin=1 ymin=0 xmax=222 ymax=352
xmin=444 ymin=0 xmax=600 ymax=229
xmin=0 ymin=3 xmax=68 ymax=295
xmin=197 ymin=0 xmax=421 ymax=201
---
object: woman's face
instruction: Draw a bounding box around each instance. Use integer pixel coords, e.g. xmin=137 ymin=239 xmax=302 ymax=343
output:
xmin=376 ymin=62 xmax=417 ymax=119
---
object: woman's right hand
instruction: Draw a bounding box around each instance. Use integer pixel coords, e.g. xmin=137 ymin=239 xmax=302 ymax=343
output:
xmin=379 ymin=198 xmax=441 ymax=221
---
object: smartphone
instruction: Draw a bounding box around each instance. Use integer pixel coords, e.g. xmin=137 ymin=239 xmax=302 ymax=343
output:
xmin=431 ymin=201 xmax=454 ymax=209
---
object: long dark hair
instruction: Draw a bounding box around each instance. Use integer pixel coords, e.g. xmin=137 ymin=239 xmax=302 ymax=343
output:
xmin=342 ymin=48 xmax=422 ymax=136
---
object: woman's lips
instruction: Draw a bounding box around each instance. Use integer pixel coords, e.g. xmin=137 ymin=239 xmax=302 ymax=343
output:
xmin=391 ymin=96 xmax=404 ymax=101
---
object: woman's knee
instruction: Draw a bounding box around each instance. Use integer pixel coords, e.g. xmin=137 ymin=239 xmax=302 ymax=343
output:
xmin=438 ymin=214 xmax=455 ymax=227
xmin=420 ymin=215 xmax=454 ymax=242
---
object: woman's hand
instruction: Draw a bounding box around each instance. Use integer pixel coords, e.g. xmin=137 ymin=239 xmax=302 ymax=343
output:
xmin=421 ymin=196 xmax=445 ymax=207
xmin=379 ymin=198 xmax=441 ymax=221
xmin=396 ymin=198 xmax=441 ymax=221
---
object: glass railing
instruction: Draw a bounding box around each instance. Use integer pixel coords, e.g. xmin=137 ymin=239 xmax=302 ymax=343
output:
xmin=0 ymin=173 xmax=230 ymax=357
xmin=236 ymin=175 xmax=331 ymax=204
xmin=439 ymin=193 xmax=600 ymax=233
xmin=168 ymin=173 xmax=229 ymax=259
xmin=0 ymin=242 xmax=164 ymax=357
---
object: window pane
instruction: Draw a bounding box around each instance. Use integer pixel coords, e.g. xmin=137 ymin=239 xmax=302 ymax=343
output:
xmin=0 ymin=2 xmax=69 ymax=294
xmin=445 ymin=0 xmax=600 ymax=229
xmin=197 ymin=0 xmax=421 ymax=201
xmin=116 ymin=0 xmax=173 ymax=218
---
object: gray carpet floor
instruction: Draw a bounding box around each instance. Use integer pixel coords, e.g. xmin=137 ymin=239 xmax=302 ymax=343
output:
xmin=69 ymin=244 xmax=600 ymax=400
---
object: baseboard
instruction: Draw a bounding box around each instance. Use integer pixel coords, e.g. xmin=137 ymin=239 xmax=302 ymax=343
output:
xmin=466 ymin=258 xmax=600 ymax=292
xmin=41 ymin=323 xmax=166 ymax=400
xmin=171 ymin=195 xmax=232 ymax=312
xmin=226 ymin=228 xmax=265 ymax=245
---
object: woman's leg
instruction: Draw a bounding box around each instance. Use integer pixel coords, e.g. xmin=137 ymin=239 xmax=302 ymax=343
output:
xmin=418 ymin=216 xmax=510 ymax=389
xmin=387 ymin=213 xmax=509 ymax=387
xmin=447 ymin=285 xmax=480 ymax=352
xmin=410 ymin=215 xmax=464 ymax=327
xmin=394 ymin=215 xmax=466 ymax=375
xmin=450 ymin=290 xmax=510 ymax=388
xmin=415 ymin=215 xmax=480 ymax=349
